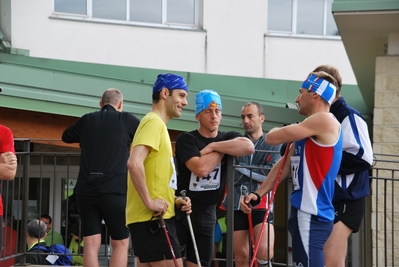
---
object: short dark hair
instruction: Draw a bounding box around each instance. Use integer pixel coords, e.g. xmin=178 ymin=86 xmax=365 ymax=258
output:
xmin=152 ymin=88 xmax=173 ymax=103
xmin=40 ymin=214 xmax=52 ymax=224
xmin=27 ymin=220 xmax=47 ymax=239
xmin=242 ymin=102 xmax=265 ymax=116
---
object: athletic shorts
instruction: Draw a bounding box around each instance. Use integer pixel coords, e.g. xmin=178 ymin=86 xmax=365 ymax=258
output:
xmin=233 ymin=210 xmax=273 ymax=231
xmin=176 ymin=204 xmax=216 ymax=267
xmin=288 ymin=207 xmax=333 ymax=267
xmin=76 ymin=194 xmax=129 ymax=240
xmin=128 ymin=218 xmax=181 ymax=263
xmin=333 ymin=198 xmax=365 ymax=233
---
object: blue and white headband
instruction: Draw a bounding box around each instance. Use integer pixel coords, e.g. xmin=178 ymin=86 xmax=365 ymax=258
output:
xmin=301 ymin=74 xmax=336 ymax=105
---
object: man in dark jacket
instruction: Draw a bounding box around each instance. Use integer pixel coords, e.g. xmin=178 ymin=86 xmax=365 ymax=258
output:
xmin=62 ymin=88 xmax=140 ymax=267
xmin=221 ymin=102 xmax=281 ymax=267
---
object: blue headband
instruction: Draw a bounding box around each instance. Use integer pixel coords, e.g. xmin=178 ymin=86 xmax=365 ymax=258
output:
xmin=153 ymin=73 xmax=188 ymax=93
xmin=195 ymin=90 xmax=222 ymax=115
xmin=301 ymin=74 xmax=336 ymax=105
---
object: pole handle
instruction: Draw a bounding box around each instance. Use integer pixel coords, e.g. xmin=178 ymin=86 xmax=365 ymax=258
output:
xmin=180 ymin=190 xmax=187 ymax=200
xmin=242 ymin=185 xmax=249 ymax=197
xmin=158 ymin=215 xmax=166 ymax=227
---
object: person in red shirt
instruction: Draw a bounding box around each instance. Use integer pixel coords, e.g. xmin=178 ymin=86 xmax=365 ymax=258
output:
xmin=0 ymin=106 xmax=18 ymax=258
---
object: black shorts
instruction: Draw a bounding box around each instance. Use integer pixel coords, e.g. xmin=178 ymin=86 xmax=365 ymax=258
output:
xmin=233 ymin=210 xmax=273 ymax=231
xmin=76 ymin=194 xmax=129 ymax=240
xmin=128 ymin=218 xmax=181 ymax=263
xmin=176 ymin=204 xmax=216 ymax=267
xmin=333 ymin=198 xmax=365 ymax=233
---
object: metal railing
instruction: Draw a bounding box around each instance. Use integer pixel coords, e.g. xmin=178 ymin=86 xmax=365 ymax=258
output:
xmin=364 ymin=153 xmax=398 ymax=267
xmin=1 ymin=140 xmax=398 ymax=267
xmin=221 ymin=153 xmax=399 ymax=267
xmin=0 ymin=139 xmax=105 ymax=266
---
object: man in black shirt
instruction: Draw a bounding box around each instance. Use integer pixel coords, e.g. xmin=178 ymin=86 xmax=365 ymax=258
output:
xmin=62 ymin=88 xmax=140 ymax=267
xmin=175 ymin=90 xmax=254 ymax=267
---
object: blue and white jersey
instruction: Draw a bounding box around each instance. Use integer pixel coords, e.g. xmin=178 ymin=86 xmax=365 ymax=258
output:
xmin=330 ymin=97 xmax=373 ymax=201
xmin=290 ymin=130 xmax=342 ymax=222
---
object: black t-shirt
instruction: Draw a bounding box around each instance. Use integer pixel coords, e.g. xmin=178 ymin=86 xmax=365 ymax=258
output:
xmin=175 ymin=130 xmax=242 ymax=206
xmin=26 ymin=242 xmax=51 ymax=265
xmin=62 ymin=105 xmax=140 ymax=195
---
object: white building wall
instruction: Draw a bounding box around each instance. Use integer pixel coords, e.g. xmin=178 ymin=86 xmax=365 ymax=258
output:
xmin=203 ymin=0 xmax=268 ymax=78
xmin=7 ymin=0 xmax=356 ymax=84
xmin=265 ymin=37 xmax=357 ymax=84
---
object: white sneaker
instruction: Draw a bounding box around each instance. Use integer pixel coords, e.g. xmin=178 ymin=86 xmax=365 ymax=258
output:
xmin=258 ymin=262 xmax=272 ymax=267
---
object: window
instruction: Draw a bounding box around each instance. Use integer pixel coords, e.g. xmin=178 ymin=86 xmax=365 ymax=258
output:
xmin=53 ymin=0 xmax=200 ymax=29
xmin=268 ymin=0 xmax=339 ymax=37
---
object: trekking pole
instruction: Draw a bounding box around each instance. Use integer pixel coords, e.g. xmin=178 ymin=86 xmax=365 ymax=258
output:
xmin=249 ymin=142 xmax=291 ymax=267
xmin=242 ymin=185 xmax=258 ymax=267
xmin=158 ymin=215 xmax=179 ymax=267
xmin=180 ymin=190 xmax=202 ymax=267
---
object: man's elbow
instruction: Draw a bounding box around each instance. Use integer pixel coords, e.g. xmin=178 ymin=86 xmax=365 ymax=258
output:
xmin=193 ymin=167 xmax=209 ymax=178
xmin=126 ymin=158 xmax=136 ymax=172
xmin=0 ymin=171 xmax=16 ymax=181
xmin=247 ymin=144 xmax=255 ymax=154
xmin=240 ymin=141 xmax=255 ymax=155
xmin=61 ymin=132 xmax=71 ymax=143
xmin=195 ymin=171 xmax=208 ymax=178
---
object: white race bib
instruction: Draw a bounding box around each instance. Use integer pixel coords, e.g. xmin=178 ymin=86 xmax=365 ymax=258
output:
xmin=290 ymin=156 xmax=300 ymax=190
xmin=169 ymin=157 xmax=177 ymax=190
xmin=189 ymin=164 xmax=221 ymax=191
xmin=46 ymin=255 xmax=59 ymax=265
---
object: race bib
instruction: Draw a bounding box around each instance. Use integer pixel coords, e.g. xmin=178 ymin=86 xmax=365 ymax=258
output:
xmin=189 ymin=164 xmax=221 ymax=191
xmin=169 ymin=157 xmax=177 ymax=190
xmin=290 ymin=156 xmax=300 ymax=190
xmin=46 ymin=255 xmax=59 ymax=265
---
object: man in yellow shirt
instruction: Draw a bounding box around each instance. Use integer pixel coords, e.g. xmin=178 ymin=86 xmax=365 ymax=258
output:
xmin=126 ymin=73 xmax=192 ymax=267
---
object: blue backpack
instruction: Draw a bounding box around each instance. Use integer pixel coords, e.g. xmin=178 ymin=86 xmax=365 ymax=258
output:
xmin=34 ymin=244 xmax=73 ymax=266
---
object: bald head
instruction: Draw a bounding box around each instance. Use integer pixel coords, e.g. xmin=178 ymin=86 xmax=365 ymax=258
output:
xmin=100 ymin=88 xmax=124 ymax=111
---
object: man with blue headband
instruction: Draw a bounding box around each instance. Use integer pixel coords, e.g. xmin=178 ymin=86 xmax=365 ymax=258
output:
xmin=175 ymin=90 xmax=254 ymax=267
xmin=242 ymin=71 xmax=343 ymax=267
xmin=126 ymin=73 xmax=192 ymax=267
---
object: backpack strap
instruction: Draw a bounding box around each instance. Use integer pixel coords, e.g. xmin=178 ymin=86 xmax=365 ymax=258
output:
xmin=31 ymin=244 xmax=49 ymax=252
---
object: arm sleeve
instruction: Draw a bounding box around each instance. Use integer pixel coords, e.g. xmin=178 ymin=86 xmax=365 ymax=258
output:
xmin=125 ymin=113 xmax=141 ymax=139
xmin=175 ymin=133 xmax=201 ymax=165
xmin=339 ymin=152 xmax=372 ymax=174
xmin=0 ymin=126 xmax=15 ymax=153
xmin=62 ymin=117 xmax=84 ymax=143
xmin=339 ymin=114 xmax=373 ymax=175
